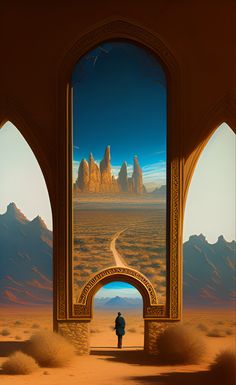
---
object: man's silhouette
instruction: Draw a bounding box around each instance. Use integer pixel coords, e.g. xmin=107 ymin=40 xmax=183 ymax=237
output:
xmin=114 ymin=312 xmax=126 ymax=348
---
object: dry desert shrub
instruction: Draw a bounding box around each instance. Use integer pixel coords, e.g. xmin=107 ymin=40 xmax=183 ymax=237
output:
xmin=209 ymin=350 xmax=236 ymax=385
xmin=31 ymin=323 xmax=40 ymax=329
xmin=127 ymin=327 xmax=137 ymax=333
xmin=225 ymin=328 xmax=234 ymax=336
xmin=15 ymin=335 xmax=22 ymax=340
xmin=197 ymin=322 xmax=208 ymax=332
xmin=43 ymin=370 xmax=50 ymax=375
xmin=14 ymin=320 xmax=22 ymax=326
xmin=1 ymin=328 xmax=10 ymax=336
xmin=156 ymin=324 xmax=206 ymax=364
xmin=90 ymin=328 xmax=101 ymax=333
xmin=216 ymin=320 xmax=224 ymax=325
xmin=2 ymin=351 xmax=39 ymax=374
xmin=207 ymin=328 xmax=226 ymax=337
xmin=27 ymin=331 xmax=75 ymax=367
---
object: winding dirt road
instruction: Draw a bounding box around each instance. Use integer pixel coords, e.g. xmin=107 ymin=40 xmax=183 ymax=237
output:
xmin=110 ymin=228 xmax=128 ymax=267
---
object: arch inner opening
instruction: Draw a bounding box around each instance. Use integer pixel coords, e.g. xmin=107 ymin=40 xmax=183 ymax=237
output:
xmin=91 ymin=281 xmax=144 ymax=349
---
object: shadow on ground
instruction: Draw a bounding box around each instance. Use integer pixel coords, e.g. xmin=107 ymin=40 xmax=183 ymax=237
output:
xmin=128 ymin=371 xmax=221 ymax=385
xmin=0 ymin=341 xmax=28 ymax=357
xmin=91 ymin=349 xmax=163 ymax=366
xmin=91 ymin=350 xmax=228 ymax=385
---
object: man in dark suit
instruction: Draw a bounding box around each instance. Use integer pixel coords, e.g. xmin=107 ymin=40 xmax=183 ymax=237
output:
xmin=114 ymin=312 xmax=126 ymax=348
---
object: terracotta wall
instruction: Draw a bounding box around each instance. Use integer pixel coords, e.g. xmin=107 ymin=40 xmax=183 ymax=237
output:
xmin=1 ymin=1 xmax=236 ymax=203
xmin=1 ymin=0 xmax=235 ymax=324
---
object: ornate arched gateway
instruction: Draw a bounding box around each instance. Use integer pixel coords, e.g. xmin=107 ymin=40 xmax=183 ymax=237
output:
xmin=74 ymin=267 xmax=164 ymax=318
xmin=58 ymin=266 xmax=166 ymax=354
xmin=56 ymin=20 xmax=183 ymax=355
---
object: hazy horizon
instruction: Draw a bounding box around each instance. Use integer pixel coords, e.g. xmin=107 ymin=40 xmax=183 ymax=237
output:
xmin=0 ymin=120 xmax=235 ymax=242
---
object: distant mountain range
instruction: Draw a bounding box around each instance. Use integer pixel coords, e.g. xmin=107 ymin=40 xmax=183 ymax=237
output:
xmin=0 ymin=203 xmax=235 ymax=307
xmin=150 ymin=185 xmax=166 ymax=196
xmin=94 ymin=296 xmax=142 ymax=309
xmin=183 ymin=234 xmax=235 ymax=307
xmin=0 ymin=203 xmax=52 ymax=305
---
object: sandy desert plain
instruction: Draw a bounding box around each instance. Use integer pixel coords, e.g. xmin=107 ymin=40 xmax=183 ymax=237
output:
xmin=73 ymin=194 xmax=166 ymax=302
xmin=0 ymin=306 xmax=235 ymax=385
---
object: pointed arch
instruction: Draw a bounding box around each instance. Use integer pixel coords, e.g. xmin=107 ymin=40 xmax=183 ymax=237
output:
xmin=0 ymin=101 xmax=53 ymax=218
xmin=0 ymin=119 xmax=53 ymax=307
xmin=184 ymin=93 xmax=236 ymax=206
xmin=184 ymin=122 xmax=235 ymax=242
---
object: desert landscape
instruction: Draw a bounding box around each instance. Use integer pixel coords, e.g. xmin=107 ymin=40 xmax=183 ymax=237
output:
xmin=72 ymin=144 xmax=167 ymax=302
xmin=0 ymin=204 xmax=235 ymax=383
xmin=73 ymin=202 xmax=166 ymax=303
xmin=0 ymin=307 xmax=235 ymax=384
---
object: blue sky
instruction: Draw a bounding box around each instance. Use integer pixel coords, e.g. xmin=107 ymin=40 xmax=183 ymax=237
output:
xmin=72 ymin=41 xmax=167 ymax=190
xmin=95 ymin=281 xmax=142 ymax=299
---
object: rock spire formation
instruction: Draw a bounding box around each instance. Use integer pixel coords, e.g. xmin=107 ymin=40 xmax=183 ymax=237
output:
xmin=99 ymin=146 xmax=119 ymax=192
xmin=118 ymin=162 xmax=128 ymax=192
xmin=74 ymin=146 xmax=144 ymax=194
xmin=88 ymin=153 xmax=100 ymax=192
xmin=132 ymin=155 xmax=143 ymax=194
xmin=75 ymin=159 xmax=89 ymax=191
xmin=100 ymin=146 xmax=112 ymax=184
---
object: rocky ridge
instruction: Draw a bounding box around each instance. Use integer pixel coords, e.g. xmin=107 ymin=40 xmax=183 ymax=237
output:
xmin=0 ymin=203 xmax=52 ymax=305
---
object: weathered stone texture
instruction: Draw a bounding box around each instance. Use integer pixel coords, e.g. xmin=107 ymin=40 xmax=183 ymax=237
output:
xmin=57 ymin=319 xmax=179 ymax=355
xmin=144 ymin=321 xmax=178 ymax=355
xmin=58 ymin=321 xmax=90 ymax=355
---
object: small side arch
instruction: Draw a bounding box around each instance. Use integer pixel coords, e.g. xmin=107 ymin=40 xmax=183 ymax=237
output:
xmin=73 ymin=267 xmax=165 ymax=319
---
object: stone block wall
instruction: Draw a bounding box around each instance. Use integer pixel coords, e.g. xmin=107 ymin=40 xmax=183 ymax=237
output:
xmin=144 ymin=320 xmax=178 ymax=355
xmin=57 ymin=320 xmax=90 ymax=355
xmin=57 ymin=319 xmax=179 ymax=355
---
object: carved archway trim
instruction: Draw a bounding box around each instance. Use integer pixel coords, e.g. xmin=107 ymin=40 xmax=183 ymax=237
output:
xmin=72 ymin=267 xmax=166 ymax=319
xmin=56 ymin=18 xmax=182 ymax=323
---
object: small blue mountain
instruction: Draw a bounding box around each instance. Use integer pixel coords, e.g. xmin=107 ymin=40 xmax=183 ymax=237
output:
xmin=94 ymin=296 xmax=142 ymax=309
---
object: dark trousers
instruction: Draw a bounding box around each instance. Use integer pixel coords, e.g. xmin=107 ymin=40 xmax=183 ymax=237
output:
xmin=117 ymin=335 xmax=123 ymax=348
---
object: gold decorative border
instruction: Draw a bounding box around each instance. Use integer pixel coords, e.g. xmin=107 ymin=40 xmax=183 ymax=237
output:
xmin=73 ymin=266 xmax=165 ymax=319
xmin=169 ymin=158 xmax=181 ymax=318
xmin=56 ymin=19 xmax=182 ymax=322
xmin=78 ymin=267 xmax=158 ymax=305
